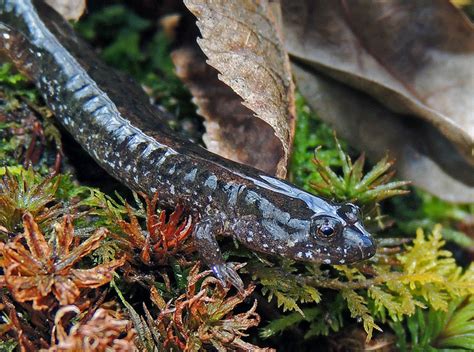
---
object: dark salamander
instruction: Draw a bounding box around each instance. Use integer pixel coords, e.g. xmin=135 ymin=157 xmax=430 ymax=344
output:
xmin=0 ymin=0 xmax=376 ymax=290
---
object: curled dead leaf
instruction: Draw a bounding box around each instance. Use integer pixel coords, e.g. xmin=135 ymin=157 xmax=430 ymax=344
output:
xmin=184 ymin=0 xmax=295 ymax=177
xmin=172 ymin=47 xmax=286 ymax=175
xmin=293 ymin=63 xmax=474 ymax=202
xmin=282 ymin=0 xmax=474 ymax=200
xmin=45 ymin=0 xmax=86 ymax=21
xmin=283 ymin=0 xmax=474 ymax=162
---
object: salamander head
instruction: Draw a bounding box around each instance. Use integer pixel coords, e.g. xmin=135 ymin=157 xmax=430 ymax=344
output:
xmin=238 ymin=175 xmax=376 ymax=264
xmin=287 ymin=203 xmax=376 ymax=264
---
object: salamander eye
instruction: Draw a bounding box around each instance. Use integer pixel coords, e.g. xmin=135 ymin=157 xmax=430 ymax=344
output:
xmin=337 ymin=203 xmax=361 ymax=224
xmin=318 ymin=224 xmax=335 ymax=237
xmin=311 ymin=216 xmax=343 ymax=240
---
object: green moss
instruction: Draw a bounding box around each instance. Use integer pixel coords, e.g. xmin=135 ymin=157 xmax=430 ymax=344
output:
xmin=0 ymin=63 xmax=38 ymax=110
xmin=75 ymin=5 xmax=195 ymax=121
xmin=289 ymin=93 xmax=343 ymax=190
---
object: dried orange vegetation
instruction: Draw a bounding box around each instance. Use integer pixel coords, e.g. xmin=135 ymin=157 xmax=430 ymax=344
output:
xmin=0 ymin=213 xmax=125 ymax=310
xmin=48 ymin=306 xmax=136 ymax=352
xmin=149 ymin=263 xmax=273 ymax=351
xmin=117 ymin=192 xmax=193 ymax=265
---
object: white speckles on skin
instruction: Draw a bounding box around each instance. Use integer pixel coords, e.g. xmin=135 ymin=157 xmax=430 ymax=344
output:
xmin=83 ymin=96 xmax=103 ymax=112
xmin=63 ymin=116 xmax=72 ymax=126
xmin=141 ymin=144 xmax=157 ymax=158
xmin=73 ymin=85 xmax=93 ymax=99
xmin=170 ymin=184 xmax=175 ymax=195
xmin=2 ymin=33 xmax=10 ymax=39
xmin=297 ymin=252 xmax=303 ymax=258
xmin=343 ymin=248 xmax=348 ymax=255
xmin=126 ymin=135 xmax=144 ymax=151
xmin=65 ymin=74 xmax=82 ymax=90
xmin=277 ymin=245 xmax=283 ymax=250
xmin=155 ymin=149 xmax=174 ymax=168
xmin=339 ymin=259 xmax=345 ymax=264
xmin=246 ymin=236 xmax=253 ymax=242
xmin=150 ymin=187 xmax=157 ymax=193
xmin=262 ymin=219 xmax=288 ymax=240
xmin=204 ymin=174 xmax=217 ymax=190
xmin=91 ymin=105 xmax=108 ymax=117
xmin=36 ymin=51 xmax=42 ymax=57
xmin=316 ymin=248 xmax=321 ymax=254
xmin=168 ymin=165 xmax=176 ymax=175
xmin=287 ymin=240 xmax=296 ymax=248
xmin=323 ymin=259 xmax=331 ymax=264
xmin=262 ymin=243 xmax=269 ymax=248
xmin=124 ymin=165 xmax=131 ymax=172
xmin=226 ymin=184 xmax=241 ymax=206
xmin=336 ymin=246 xmax=341 ymax=252
xmin=305 ymin=251 xmax=313 ymax=259
xmin=103 ymin=159 xmax=116 ymax=169
xmin=184 ymin=168 xmax=197 ymax=182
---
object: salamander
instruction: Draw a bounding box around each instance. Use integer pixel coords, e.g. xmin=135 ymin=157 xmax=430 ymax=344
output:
xmin=0 ymin=0 xmax=376 ymax=290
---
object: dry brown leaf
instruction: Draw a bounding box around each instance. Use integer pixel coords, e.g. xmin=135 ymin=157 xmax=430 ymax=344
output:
xmin=45 ymin=0 xmax=86 ymax=21
xmin=1 ymin=214 xmax=125 ymax=309
xmin=48 ymin=306 xmax=136 ymax=351
xmin=151 ymin=263 xmax=273 ymax=351
xmin=172 ymin=47 xmax=285 ymax=175
xmin=293 ymin=62 xmax=474 ymax=203
xmin=184 ymin=0 xmax=295 ymax=177
xmin=282 ymin=0 xmax=474 ymax=169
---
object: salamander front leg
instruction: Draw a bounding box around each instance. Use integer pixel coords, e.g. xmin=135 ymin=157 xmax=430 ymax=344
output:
xmin=192 ymin=216 xmax=244 ymax=292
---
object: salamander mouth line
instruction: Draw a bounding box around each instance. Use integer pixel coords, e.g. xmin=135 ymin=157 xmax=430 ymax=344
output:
xmin=357 ymin=243 xmax=365 ymax=259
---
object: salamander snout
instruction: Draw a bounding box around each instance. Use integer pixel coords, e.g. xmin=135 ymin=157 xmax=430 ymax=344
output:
xmin=339 ymin=223 xmax=377 ymax=262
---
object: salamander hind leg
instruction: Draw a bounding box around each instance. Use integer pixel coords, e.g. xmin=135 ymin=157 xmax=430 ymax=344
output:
xmin=193 ymin=216 xmax=244 ymax=293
